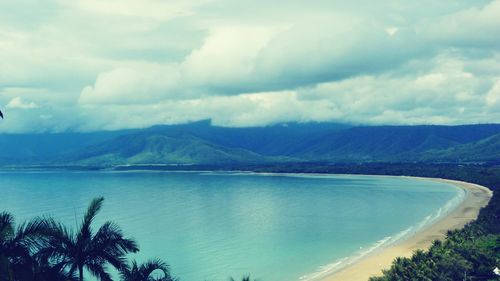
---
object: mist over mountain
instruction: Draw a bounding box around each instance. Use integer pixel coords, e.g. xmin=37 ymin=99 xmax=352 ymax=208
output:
xmin=1 ymin=121 xmax=500 ymax=166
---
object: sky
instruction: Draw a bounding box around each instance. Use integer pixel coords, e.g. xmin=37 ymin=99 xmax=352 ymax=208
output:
xmin=1 ymin=0 xmax=500 ymax=133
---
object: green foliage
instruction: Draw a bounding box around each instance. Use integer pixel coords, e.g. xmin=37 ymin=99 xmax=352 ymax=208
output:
xmin=370 ymin=234 xmax=500 ymax=281
xmin=0 ymin=211 xmax=74 ymax=281
xmin=119 ymin=259 xmax=177 ymax=281
xmin=0 ymin=198 xmax=176 ymax=281
xmin=40 ymin=197 xmax=139 ymax=281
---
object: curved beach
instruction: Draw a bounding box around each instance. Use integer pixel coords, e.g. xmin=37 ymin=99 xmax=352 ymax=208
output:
xmin=320 ymin=177 xmax=493 ymax=281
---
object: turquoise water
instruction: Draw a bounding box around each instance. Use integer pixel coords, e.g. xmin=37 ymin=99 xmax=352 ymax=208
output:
xmin=0 ymin=171 xmax=464 ymax=281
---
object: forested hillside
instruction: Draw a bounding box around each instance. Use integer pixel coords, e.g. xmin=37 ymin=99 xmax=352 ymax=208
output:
xmin=1 ymin=122 xmax=500 ymax=166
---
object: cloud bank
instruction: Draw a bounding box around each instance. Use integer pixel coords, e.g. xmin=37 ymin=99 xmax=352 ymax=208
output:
xmin=1 ymin=0 xmax=499 ymax=132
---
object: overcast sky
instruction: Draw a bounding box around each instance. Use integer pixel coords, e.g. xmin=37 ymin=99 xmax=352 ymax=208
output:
xmin=1 ymin=0 xmax=499 ymax=133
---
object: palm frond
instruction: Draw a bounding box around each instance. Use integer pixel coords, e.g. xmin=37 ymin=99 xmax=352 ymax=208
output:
xmin=80 ymin=197 xmax=105 ymax=238
xmin=85 ymin=221 xmax=138 ymax=273
xmin=229 ymin=275 xmax=254 ymax=281
xmin=37 ymin=217 xmax=76 ymax=266
xmin=120 ymin=259 xmax=174 ymax=281
xmin=0 ymin=212 xmax=14 ymax=241
xmin=14 ymin=217 xmax=54 ymax=251
xmin=139 ymin=258 xmax=170 ymax=280
xmin=86 ymin=261 xmax=113 ymax=281
xmin=93 ymin=221 xmax=139 ymax=253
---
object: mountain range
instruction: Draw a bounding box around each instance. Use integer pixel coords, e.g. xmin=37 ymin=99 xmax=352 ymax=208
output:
xmin=1 ymin=121 xmax=499 ymax=166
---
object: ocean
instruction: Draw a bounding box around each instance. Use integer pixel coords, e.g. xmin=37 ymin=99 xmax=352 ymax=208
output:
xmin=0 ymin=171 xmax=464 ymax=281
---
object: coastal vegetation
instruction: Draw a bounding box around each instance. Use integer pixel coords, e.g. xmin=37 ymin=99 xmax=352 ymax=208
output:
xmin=369 ymin=233 xmax=500 ymax=281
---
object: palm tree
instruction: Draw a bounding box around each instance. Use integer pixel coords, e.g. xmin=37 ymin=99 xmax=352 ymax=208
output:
xmin=229 ymin=276 xmax=254 ymax=281
xmin=119 ymin=259 xmax=176 ymax=281
xmin=0 ymin=212 xmax=55 ymax=281
xmin=42 ymin=197 xmax=139 ymax=281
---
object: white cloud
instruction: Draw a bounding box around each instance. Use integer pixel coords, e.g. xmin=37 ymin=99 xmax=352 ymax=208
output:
xmin=424 ymin=0 xmax=500 ymax=47
xmin=181 ymin=24 xmax=288 ymax=87
xmin=385 ymin=27 xmax=399 ymax=36
xmin=295 ymin=53 xmax=498 ymax=125
xmin=0 ymin=0 xmax=499 ymax=132
xmin=6 ymin=97 xmax=40 ymax=109
xmin=75 ymin=90 xmax=342 ymax=131
xmin=486 ymin=79 xmax=500 ymax=109
xmin=78 ymin=64 xmax=182 ymax=105
xmin=66 ymin=0 xmax=209 ymax=21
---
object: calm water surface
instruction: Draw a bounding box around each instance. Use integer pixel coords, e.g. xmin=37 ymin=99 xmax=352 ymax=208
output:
xmin=0 ymin=171 xmax=463 ymax=281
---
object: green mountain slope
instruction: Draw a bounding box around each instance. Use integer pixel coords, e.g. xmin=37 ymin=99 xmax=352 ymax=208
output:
xmin=64 ymin=133 xmax=280 ymax=166
xmin=289 ymin=126 xmax=473 ymax=162
xmin=419 ymin=133 xmax=500 ymax=162
xmin=2 ymin=122 xmax=500 ymax=166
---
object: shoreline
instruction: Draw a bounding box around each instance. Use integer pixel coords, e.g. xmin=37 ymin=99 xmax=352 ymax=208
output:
xmin=0 ymin=169 xmax=493 ymax=281
xmin=318 ymin=177 xmax=493 ymax=281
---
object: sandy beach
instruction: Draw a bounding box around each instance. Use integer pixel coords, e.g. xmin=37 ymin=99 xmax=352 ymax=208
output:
xmin=321 ymin=177 xmax=493 ymax=281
